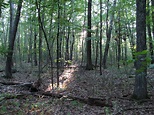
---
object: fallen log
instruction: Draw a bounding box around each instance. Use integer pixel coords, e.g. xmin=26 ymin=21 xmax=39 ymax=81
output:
xmin=0 ymin=81 xmax=21 ymax=85
xmin=0 ymin=81 xmax=39 ymax=92
xmin=38 ymin=91 xmax=113 ymax=107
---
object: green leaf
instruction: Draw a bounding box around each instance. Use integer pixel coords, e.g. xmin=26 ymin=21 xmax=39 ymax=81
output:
xmin=134 ymin=50 xmax=148 ymax=56
xmin=86 ymin=37 xmax=99 ymax=41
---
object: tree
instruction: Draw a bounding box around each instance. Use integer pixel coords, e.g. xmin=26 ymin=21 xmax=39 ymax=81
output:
xmin=5 ymin=0 xmax=23 ymax=78
xmin=151 ymin=0 xmax=154 ymax=63
xmin=103 ymin=0 xmax=116 ymax=69
xmin=147 ymin=0 xmax=153 ymax=64
xmin=99 ymin=0 xmax=102 ymax=75
xmin=133 ymin=0 xmax=148 ymax=99
xmin=86 ymin=0 xmax=93 ymax=70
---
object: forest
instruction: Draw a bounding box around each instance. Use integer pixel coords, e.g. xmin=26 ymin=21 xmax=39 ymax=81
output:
xmin=0 ymin=0 xmax=154 ymax=114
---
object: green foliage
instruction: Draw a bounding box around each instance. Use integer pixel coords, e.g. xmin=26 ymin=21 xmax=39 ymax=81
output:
xmin=0 ymin=106 xmax=7 ymax=114
xmin=70 ymin=100 xmax=83 ymax=107
xmin=0 ymin=45 xmax=7 ymax=56
xmin=0 ymin=93 xmax=17 ymax=100
xmin=126 ymin=59 xmax=134 ymax=64
xmin=65 ymin=60 xmax=72 ymax=65
xmin=104 ymin=107 xmax=111 ymax=115
xmin=134 ymin=50 xmax=148 ymax=56
xmin=145 ymin=57 xmax=152 ymax=66
xmin=86 ymin=37 xmax=99 ymax=41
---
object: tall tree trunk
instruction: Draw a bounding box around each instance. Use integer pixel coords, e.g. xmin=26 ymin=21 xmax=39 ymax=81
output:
xmin=86 ymin=0 xmax=93 ymax=70
xmin=99 ymin=0 xmax=102 ymax=75
xmin=34 ymin=31 xmax=37 ymax=66
xmin=28 ymin=25 xmax=33 ymax=63
xmin=95 ymin=25 xmax=99 ymax=68
xmin=65 ymin=26 xmax=70 ymax=61
xmin=147 ymin=0 xmax=153 ymax=64
xmin=5 ymin=0 xmax=23 ymax=78
xmin=133 ymin=0 xmax=147 ymax=99
xmin=17 ymin=30 xmax=22 ymax=66
xmin=56 ymin=0 xmax=60 ymax=87
xmin=103 ymin=0 xmax=116 ymax=69
xmin=81 ymin=0 xmax=87 ymax=66
xmin=70 ymin=33 xmax=75 ymax=60
xmin=152 ymin=0 xmax=154 ymax=39
xmin=117 ymin=11 xmax=121 ymax=69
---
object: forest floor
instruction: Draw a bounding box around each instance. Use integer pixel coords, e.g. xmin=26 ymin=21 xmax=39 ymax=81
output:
xmin=0 ymin=61 xmax=154 ymax=115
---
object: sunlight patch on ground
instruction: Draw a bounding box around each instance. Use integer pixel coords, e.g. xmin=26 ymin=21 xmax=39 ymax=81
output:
xmin=45 ymin=66 xmax=77 ymax=92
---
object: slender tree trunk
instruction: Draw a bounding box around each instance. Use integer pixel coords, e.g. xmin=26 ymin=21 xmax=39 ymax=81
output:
xmin=5 ymin=0 xmax=23 ymax=78
xmin=70 ymin=33 xmax=75 ymax=60
xmin=17 ymin=30 xmax=22 ymax=66
xmin=86 ymin=0 xmax=93 ymax=70
xmin=124 ymin=39 xmax=127 ymax=65
xmin=34 ymin=30 xmax=37 ymax=66
xmin=152 ymin=0 xmax=154 ymax=39
xmin=95 ymin=25 xmax=99 ymax=67
xmin=28 ymin=26 xmax=33 ymax=63
xmin=65 ymin=26 xmax=70 ymax=61
xmin=133 ymin=0 xmax=147 ymax=99
xmin=103 ymin=0 xmax=116 ymax=69
xmin=149 ymin=0 xmax=154 ymax=63
xmin=81 ymin=0 xmax=87 ymax=66
xmin=117 ymin=11 xmax=121 ymax=69
xmin=99 ymin=0 xmax=103 ymax=74
xmin=36 ymin=0 xmax=43 ymax=79
xmin=57 ymin=0 xmax=60 ymax=87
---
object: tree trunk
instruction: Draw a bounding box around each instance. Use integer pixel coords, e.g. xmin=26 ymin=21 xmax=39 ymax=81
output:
xmin=65 ymin=26 xmax=70 ymax=61
xmin=5 ymin=0 xmax=23 ymax=78
xmin=86 ymin=0 xmax=93 ymax=70
xmin=95 ymin=25 xmax=99 ymax=68
xmin=103 ymin=0 xmax=116 ymax=69
xmin=57 ymin=0 xmax=60 ymax=87
xmin=133 ymin=0 xmax=148 ymax=100
xmin=99 ymin=0 xmax=103 ymax=75
xmin=70 ymin=33 xmax=75 ymax=60
xmin=34 ymin=31 xmax=37 ymax=66
xmin=117 ymin=11 xmax=121 ymax=69
xmin=147 ymin=0 xmax=153 ymax=64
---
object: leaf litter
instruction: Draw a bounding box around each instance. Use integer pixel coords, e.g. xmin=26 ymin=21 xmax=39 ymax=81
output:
xmin=0 ymin=62 xmax=154 ymax=115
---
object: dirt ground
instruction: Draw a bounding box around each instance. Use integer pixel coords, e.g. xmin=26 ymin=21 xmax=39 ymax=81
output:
xmin=0 ymin=61 xmax=154 ymax=115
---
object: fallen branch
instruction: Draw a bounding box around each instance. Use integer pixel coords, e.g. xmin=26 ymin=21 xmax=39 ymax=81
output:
xmin=0 ymin=81 xmax=21 ymax=85
xmin=0 ymin=81 xmax=40 ymax=92
xmin=38 ymin=91 xmax=113 ymax=107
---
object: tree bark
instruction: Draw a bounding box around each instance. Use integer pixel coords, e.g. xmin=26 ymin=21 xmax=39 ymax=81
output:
xmin=133 ymin=0 xmax=148 ymax=99
xmin=57 ymin=0 xmax=60 ymax=87
xmin=5 ymin=0 xmax=23 ymax=78
xmin=151 ymin=0 xmax=154 ymax=63
xmin=86 ymin=0 xmax=93 ymax=70
xmin=99 ymin=0 xmax=102 ymax=74
xmin=103 ymin=0 xmax=116 ymax=69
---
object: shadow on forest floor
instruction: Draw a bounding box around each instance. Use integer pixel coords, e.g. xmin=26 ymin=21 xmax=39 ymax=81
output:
xmin=0 ymin=61 xmax=154 ymax=115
